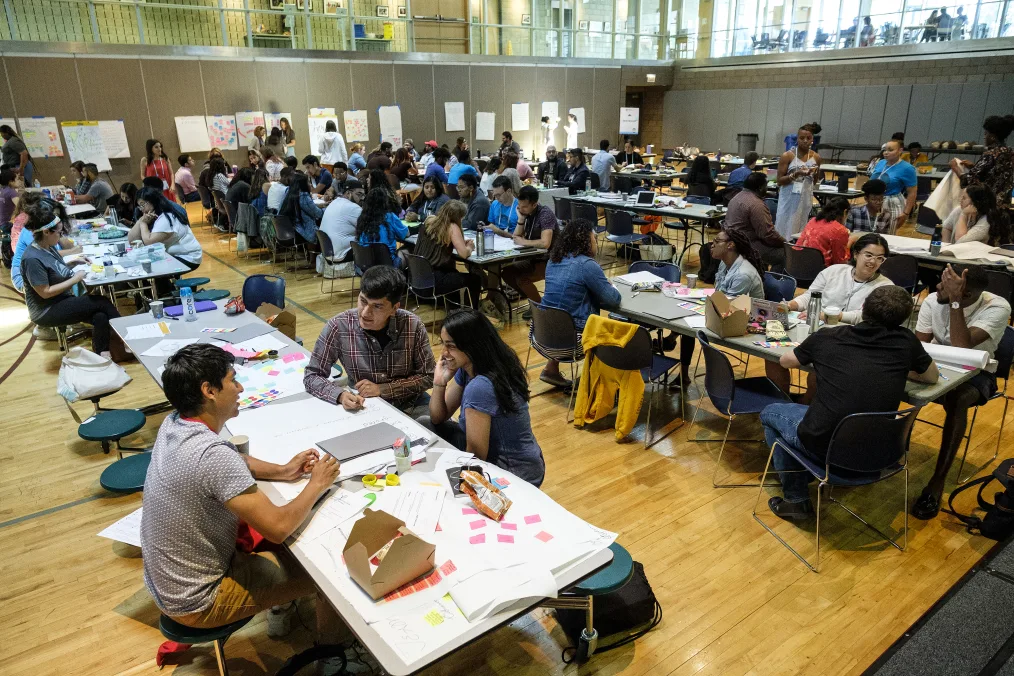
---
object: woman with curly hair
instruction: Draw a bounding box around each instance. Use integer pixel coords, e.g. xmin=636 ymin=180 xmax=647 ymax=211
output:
xmin=367 ymin=168 xmax=403 ymax=214
xmin=941 ymin=184 xmax=1013 ymax=246
xmin=356 ymin=187 xmax=409 ymax=267
xmin=537 ymin=218 xmax=621 ymax=389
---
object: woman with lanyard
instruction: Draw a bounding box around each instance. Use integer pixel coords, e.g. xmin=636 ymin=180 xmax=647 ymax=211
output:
xmin=869 ymin=139 xmax=917 ymax=233
xmin=405 ymin=177 xmax=450 ymax=223
xmin=775 ymin=124 xmax=821 ymax=239
xmin=139 ymin=139 xmax=177 ymax=203
xmin=766 ymin=233 xmax=894 ymax=399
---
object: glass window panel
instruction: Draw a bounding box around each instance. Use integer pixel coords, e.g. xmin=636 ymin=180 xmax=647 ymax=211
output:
xmin=711 ymin=0 xmax=735 ymax=56
xmin=576 ymin=0 xmax=614 ymax=57
xmin=972 ymin=1 xmax=1006 ymax=39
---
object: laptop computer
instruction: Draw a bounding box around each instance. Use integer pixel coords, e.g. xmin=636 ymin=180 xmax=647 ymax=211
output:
xmin=316 ymin=422 xmax=408 ymax=462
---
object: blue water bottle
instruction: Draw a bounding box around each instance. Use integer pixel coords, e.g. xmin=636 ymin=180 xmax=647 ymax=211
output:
xmin=181 ymin=286 xmax=198 ymax=322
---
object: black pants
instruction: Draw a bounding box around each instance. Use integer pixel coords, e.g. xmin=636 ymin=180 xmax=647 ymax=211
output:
xmin=756 ymin=241 xmax=786 ymax=271
xmin=36 ymin=294 xmax=120 ymax=353
xmin=927 ymin=375 xmax=995 ymax=494
xmin=433 ymin=268 xmax=482 ymax=310
xmin=155 ymin=259 xmax=202 ymax=301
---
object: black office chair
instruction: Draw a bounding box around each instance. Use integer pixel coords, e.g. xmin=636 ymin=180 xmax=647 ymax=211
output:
xmin=349 ymin=241 xmax=397 ymax=308
xmin=270 ymin=214 xmax=305 ymax=277
xmin=403 ymin=253 xmax=472 ymax=341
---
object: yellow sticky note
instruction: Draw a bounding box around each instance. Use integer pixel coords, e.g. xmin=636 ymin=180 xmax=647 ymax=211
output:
xmin=423 ymin=609 xmax=444 ymax=627
xmin=157 ymin=321 xmax=170 ymax=335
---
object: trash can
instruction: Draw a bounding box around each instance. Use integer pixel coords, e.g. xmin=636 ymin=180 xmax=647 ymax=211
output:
xmin=737 ymin=133 xmax=758 ymax=157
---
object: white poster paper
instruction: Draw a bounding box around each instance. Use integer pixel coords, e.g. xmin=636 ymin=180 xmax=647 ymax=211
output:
xmin=511 ymin=103 xmax=529 ymax=131
xmin=541 ymin=101 xmax=559 ymax=122
xmin=620 ymin=107 xmax=640 ymax=135
xmin=98 ymin=120 xmax=130 ymax=159
xmin=310 ymin=107 xmax=336 ymax=117
xmin=378 ymin=105 xmax=403 ymax=148
xmin=475 ymin=112 xmax=495 ymax=141
xmin=61 ymin=121 xmax=111 ymax=172
xmin=308 ymin=116 xmax=339 ymax=157
xmin=175 ymin=115 xmax=212 ymax=153
xmin=568 ymin=107 xmax=586 ymax=134
xmin=97 ymin=507 xmax=143 ymax=547
xmin=235 ymin=111 xmax=265 ymax=146
xmin=205 ymin=115 xmax=239 ymax=151
xmin=264 ymin=112 xmax=291 ymax=134
xmin=444 ymin=102 xmax=465 ymax=132
xmin=19 ymin=117 xmax=64 ymax=158
xmin=343 ymin=110 xmax=370 ymax=142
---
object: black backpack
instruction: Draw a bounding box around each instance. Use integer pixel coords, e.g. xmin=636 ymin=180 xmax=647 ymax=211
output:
xmin=942 ymin=460 xmax=1014 ymax=540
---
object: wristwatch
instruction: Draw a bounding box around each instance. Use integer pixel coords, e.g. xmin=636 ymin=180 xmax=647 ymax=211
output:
xmin=951 ymin=301 xmax=961 ymax=310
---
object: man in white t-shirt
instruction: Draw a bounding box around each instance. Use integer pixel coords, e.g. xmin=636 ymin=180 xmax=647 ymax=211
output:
xmin=266 ymin=167 xmax=293 ymax=213
xmin=319 ymin=179 xmax=365 ymax=263
xmin=912 ymin=263 xmax=1012 ymax=519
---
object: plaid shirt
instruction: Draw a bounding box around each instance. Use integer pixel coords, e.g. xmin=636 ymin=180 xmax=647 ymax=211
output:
xmin=845 ymin=205 xmax=891 ymax=234
xmin=304 ymin=309 xmax=435 ymax=409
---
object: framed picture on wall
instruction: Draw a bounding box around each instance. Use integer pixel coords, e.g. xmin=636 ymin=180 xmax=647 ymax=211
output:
xmin=377 ymin=4 xmax=389 ymax=16
xmin=324 ymin=0 xmax=344 ymax=14
xmin=269 ymin=0 xmax=283 ymax=8
xmin=578 ymin=20 xmax=588 ymax=30
xmin=521 ymin=14 xmax=531 ymax=26
xmin=398 ymin=5 xmax=407 ymax=17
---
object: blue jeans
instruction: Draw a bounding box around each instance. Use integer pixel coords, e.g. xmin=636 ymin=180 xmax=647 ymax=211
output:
xmin=182 ymin=191 xmax=202 ymax=203
xmin=761 ymin=403 xmax=818 ymax=504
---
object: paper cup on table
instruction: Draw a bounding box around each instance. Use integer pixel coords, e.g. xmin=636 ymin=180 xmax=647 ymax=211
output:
xmin=230 ymin=435 xmax=250 ymax=454
xmin=686 ymin=273 xmax=698 ymax=289
xmin=104 ymin=264 xmax=116 ymax=279
xmin=150 ymin=300 xmax=164 ymax=319
xmin=140 ymin=257 xmax=153 ymax=274
xmin=824 ymin=305 xmax=842 ymax=325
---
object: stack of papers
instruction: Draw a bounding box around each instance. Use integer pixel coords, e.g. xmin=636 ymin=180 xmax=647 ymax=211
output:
xmin=613 ymin=270 xmax=666 ymax=286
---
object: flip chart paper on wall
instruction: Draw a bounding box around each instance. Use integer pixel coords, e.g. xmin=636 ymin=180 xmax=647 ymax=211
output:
xmin=175 ymin=116 xmax=212 ymax=153
xmin=378 ymin=105 xmax=403 ymax=148
xmin=444 ymin=102 xmax=465 ymax=132
xmin=568 ymin=107 xmax=586 ymax=133
xmin=511 ymin=103 xmax=529 ymax=131
xmin=310 ymin=107 xmax=336 ymax=116
xmin=206 ymin=115 xmax=238 ymax=150
xmin=309 ymin=116 xmax=339 ymax=155
xmin=98 ymin=120 xmax=130 ymax=159
xmin=619 ymin=107 xmax=640 ymax=135
xmin=61 ymin=121 xmax=111 ymax=172
xmin=541 ymin=102 xmax=559 ymax=122
xmin=343 ymin=110 xmax=369 ymax=142
xmin=264 ymin=113 xmax=290 ymax=133
xmin=475 ymin=112 xmax=495 ymax=141
xmin=19 ymin=117 xmax=63 ymax=158
xmin=235 ymin=111 xmax=265 ymax=146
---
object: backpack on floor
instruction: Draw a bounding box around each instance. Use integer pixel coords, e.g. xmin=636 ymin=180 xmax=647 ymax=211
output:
xmin=942 ymin=459 xmax=1014 ymax=541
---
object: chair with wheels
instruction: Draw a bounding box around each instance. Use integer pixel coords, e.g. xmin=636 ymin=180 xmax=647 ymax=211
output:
xmin=604 ymin=210 xmax=648 ymax=263
xmin=783 ymin=242 xmax=825 ymax=288
xmin=763 ymin=271 xmax=797 ymax=302
xmin=688 ymin=331 xmax=791 ymax=487
xmin=525 ymin=304 xmax=584 ymax=422
xmin=403 ymin=253 xmax=472 ymax=341
xmin=753 ymin=407 xmax=920 ymax=573
xmin=242 ymin=274 xmax=286 ymax=313
xmin=157 ymin=614 xmax=252 ymax=676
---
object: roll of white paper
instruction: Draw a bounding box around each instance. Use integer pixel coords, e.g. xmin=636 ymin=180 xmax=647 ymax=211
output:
xmin=924 ymin=343 xmax=990 ymax=370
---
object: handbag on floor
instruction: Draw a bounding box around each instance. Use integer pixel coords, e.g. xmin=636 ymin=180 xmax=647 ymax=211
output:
xmin=57 ymin=347 xmax=131 ymax=402
xmin=942 ymin=459 xmax=1014 ymax=541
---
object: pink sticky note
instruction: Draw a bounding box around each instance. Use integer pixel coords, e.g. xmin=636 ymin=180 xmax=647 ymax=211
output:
xmin=469 ymin=534 xmax=485 ymax=545
xmin=268 ymin=370 xmax=281 ymax=376
xmin=535 ymin=531 xmax=554 ymax=543
xmin=282 ymin=352 xmax=305 ymax=363
xmin=497 ymin=534 xmax=514 ymax=544
xmin=469 ymin=520 xmax=486 ymax=530
xmin=524 ymin=514 xmax=542 ymax=525
xmin=500 ymin=522 xmax=517 ymax=531
xmin=461 ymin=507 xmax=478 ymax=516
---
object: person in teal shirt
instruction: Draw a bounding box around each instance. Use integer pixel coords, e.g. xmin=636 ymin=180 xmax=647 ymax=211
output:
xmin=487 ymin=175 xmax=519 ymax=235
xmin=447 ymin=149 xmax=480 ymax=185
xmin=869 ymin=139 xmax=917 ymax=233
xmin=356 ymin=187 xmax=409 ymax=268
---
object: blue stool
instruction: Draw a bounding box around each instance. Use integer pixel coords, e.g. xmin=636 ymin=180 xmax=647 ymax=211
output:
xmin=174 ymin=277 xmax=210 ymax=291
xmin=158 ymin=614 xmax=252 ymax=676
xmin=540 ymin=543 xmax=634 ymax=662
xmin=99 ymin=452 xmax=151 ymax=493
xmin=78 ymin=409 xmax=146 ymax=456
xmin=194 ymin=289 xmax=231 ymax=302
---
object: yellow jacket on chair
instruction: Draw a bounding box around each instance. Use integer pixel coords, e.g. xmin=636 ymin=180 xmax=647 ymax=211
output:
xmin=573 ymin=314 xmax=645 ymax=440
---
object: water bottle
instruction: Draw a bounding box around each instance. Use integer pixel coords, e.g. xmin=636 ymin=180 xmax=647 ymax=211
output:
xmin=807 ymin=291 xmax=822 ymax=333
xmin=393 ymin=436 xmax=412 ymax=475
xmin=585 ymin=178 xmax=592 ymax=194
xmin=483 ymin=227 xmax=494 ymax=252
xmin=181 ymin=286 xmax=198 ymax=322
xmin=32 ymin=179 xmax=40 ymax=189
xmin=475 ymin=228 xmax=485 ymax=256
xmin=930 ymin=223 xmax=943 ymax=256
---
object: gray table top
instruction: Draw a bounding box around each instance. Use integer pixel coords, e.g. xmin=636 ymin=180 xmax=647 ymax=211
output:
xmin=569 ymin=194 xmax=724 ymax=221
xmin=83 ymin=251 xmax=190 ymax=288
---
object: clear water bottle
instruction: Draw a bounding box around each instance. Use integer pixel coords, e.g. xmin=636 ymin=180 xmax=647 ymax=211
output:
xmin=483 ymin=227 xmax=494 ymax=252
xmin=930 ymin=223 xmax=943 ymax=256
xmin=807 ymin=291 xmax=822 ymax=333
xmin=585 ymin=178 xmax=592 ymax=194
xmin=181 ymin=286 xmax=198 ymax=322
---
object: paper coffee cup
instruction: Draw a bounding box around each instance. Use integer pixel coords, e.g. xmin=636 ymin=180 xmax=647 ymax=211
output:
xmin=140 ymin=258 xmax=153 ymax=273
xmin=824 ymin=306 xmax=842 ymax=325
xmin=150 ymin=300 xmax=164 ymax=319
xmin=686 ymin=273 xmax=698 ymax=289
xmin=230 ymin=435 xmax=250 ymax=454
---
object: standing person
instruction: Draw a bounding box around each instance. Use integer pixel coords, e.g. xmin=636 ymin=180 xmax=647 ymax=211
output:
xmin=724 ymin=172 xmax=785 ymax=269
xmin=921 ymin=9 xmax=939 ymax=41
xmin=845 ymin=178 xmax=891 ymax=233
xmin=541 ymin=115 xmax=559 ymax=153
xmin=140 ymin=139 xmax=176 ymax=203
xmin=559 ymin=148 xmax=591 ymax=195
xmin=414 ymin=200 xmax=482 ymax=309
xmin=937 ymin=7 xmax=953 ymax=40
xmin=348 ymin=143 xmax=367 ymax=175
xmin=174 ymin=155 xmax=201 ymax=203
xmin=71 ymin=164 xmax=114 ymax=213
xmin=563 ymin=113 xmax=579 ymax=151
xmin=457 ymin=173 xmax=490 ymax=232
xmin=278 ymin=117 xmax=296 ymax=157
xmin=941 ymin=184 xmax=1013 ymax=245
xmin=406 ymin=177 xmax=449 ymax=223
xmin=319 ymin=178 xmax=365 ymax=263
xmin=591 ymin=140 xmax=617 ymax=191
xmin=317 ymin=120 xmax=347 ymax=171
xmin=247 ymin=125 xmax=266 ymax=152
xmin=425 ymin=309 xmax=546 ymax=487
xmin=775 ymin=124 xmax=822 ymax=239
xmin=356 ymin=188 xmax=409 ymax=267
xmin=796 ymin=197 xmax=851 ymax=266
xmin=0 ymin=125 xmax=33 ymax=186
xmin=868 ymin=139 xmax=917 ymax=233
xmin=950 ymin=115 xmax=1014 ymax=207
xmin=263 ymin=127 xmax=287 ymax=160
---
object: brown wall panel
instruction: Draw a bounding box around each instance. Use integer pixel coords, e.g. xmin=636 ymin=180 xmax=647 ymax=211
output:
xmin=469 ymin=65 xmax=505 ymax=155
xmin=141 ymin=58 xmax=205 ymax=172
xmin=394 ymin=64 xmax=436 ymax=151
xmin=350 ymin=63 xmax=395 ymax=148
xmin=593 ymin=67 xmax=622 ymax=148
xmin=255 ymin=60 xmax=308 ymax=157
xmin=201 ymin=60 xmax=259 ymax=167
xmin=433 ymin=63 xmax=465 ymax=147
xmin=504 ymin=66 xmax=536 ymax=157
xmin=566 ymin=67 xmax=596 ymax=149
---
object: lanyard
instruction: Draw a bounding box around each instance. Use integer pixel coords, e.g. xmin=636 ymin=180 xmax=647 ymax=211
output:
xmin=497 ymin=200 xmax=516 ymax=230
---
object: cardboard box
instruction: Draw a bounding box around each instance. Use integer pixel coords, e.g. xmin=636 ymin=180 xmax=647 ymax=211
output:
xmin=255 ymin=302 xmax=297 ymax=340
xmin=342 ymin=509 xmax=436 ymax=600
xmin=705 ymin=291 xmax=751 ymax=338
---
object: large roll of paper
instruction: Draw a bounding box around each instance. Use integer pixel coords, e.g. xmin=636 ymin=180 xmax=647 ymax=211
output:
xmin=923 ymin=343 xmax=990 ymax=370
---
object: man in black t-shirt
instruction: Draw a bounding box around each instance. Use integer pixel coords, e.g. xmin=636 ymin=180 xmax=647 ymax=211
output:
xmin=760 ymin=286 xmax=939 ymax=521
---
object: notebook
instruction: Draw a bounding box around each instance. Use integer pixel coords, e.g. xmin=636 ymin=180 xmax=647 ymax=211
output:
xmin=316 ymin=422 xmax=409 ymax=462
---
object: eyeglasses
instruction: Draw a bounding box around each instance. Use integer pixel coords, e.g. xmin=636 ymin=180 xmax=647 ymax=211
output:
xmin=858 ymin=252 xmax=887 ymax=263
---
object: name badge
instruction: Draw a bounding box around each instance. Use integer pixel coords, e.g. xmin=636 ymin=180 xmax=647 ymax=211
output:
xmin=791 ymin=181 xmax=803 ymax=194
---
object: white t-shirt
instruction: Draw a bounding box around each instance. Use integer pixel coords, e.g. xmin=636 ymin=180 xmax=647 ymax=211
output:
xmin=267 ymin=182 xmax=288 ymax=212
xmin=942 ymin=206 xmax=991 ymax=244
xmin=792 ymin=264 xmax=894 ymax=325
xmin=320 ymin=197 xmax=361 ymax=260
xmin=916 ymin=291 xmax=1011 ymax=357
xmin=479 ymin=172 xmax=496 ymax=195
xmin=153 ymin=212 xmax=202 ymax=266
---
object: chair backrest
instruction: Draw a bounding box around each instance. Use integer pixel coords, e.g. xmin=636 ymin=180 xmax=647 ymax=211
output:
xmin=174 ymin=184 xmax=186 ymax=203
xmin=444 ymin=183 xmax=460 ymax=199
xmin=784 ymin=242 xmax=825 ymax=285
xmin=594 ymin=326 xmax=653 ymax=371
xmin=605 ymin=209 xmax=634 ymax=237
xmin=996 ymin=325 xmax=1014 ymax=382
xmin=386 ymin=173 xmax=400 ymax=190
xmin=224 ymin=199 xmax=238 ymax=229
xmin=916 ymin=204 xmax=941 ymax=235
xmin=571 ymin=201 xmax=599 ymax=224
xmin=530 ymin=304 xmax=579 ymax=352
xmin=696 ymin=331 xmax=737 ymax=414
xmin=762 ymin=271 xmax=797 ymax=302
xmin=629 ymin=260 xmax=681 ymax=283
xmin=242 ymin=274 xmax=286 ymax=312
xmin=350 ymin=240 xmax=394 ymax=273
xmin=985 ymin=268 xmax=1014 ymax=304
xmin=764 ymin=198 xmax=778 ymax=220
xmin=404 ymin=253 xmax=436 ymax=292
xmin=554 ymin=196 xmax=573 ymax=222
xmin=878 ymin=254 xmax=919 ymax=291
xmin=589 ymin=172 xmax=601 ymax=190
xmin=685 ymin=195 xmax=710 ymax=205
xmin=825 ymin=407 xmax=920 ymax=473
xmin=316 ymin=229 xmax=335 ymax=259
xmin=273 ymin=214 xmax=297 ymax=242
xmin=196 ymin=184 xmax=213 ymax=209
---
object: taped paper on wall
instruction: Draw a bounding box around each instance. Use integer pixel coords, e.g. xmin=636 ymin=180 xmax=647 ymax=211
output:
xmin=264 ymin=113 xmax=291 ymax=134
xmin=235 ymin=111 xmax=265 ymax=146
xmin=541 ymin=102 xmax=559 ymax=122
xmin=511 ymin=103 xmax=529 ymax=131
xmin=310 ymin=107 xmax=336 ymax=116
xmin=475 ymin=112 xmax=495 ymax=141
xmin=61 ymin=121 xmax=111 ymax=172
xmin=444 ymin=102 xmax=465 ymax=132
xmin=309 ymin=116 xmax=340 ymax=156
xmin=98 ymin=120 xmax=130 ymax=159
xmin=175 ymin=116 xmax=212 ymax=153
xmin=19 ymin=117 xmax=64 ymax=158
xmin=206 ymin=115 xmax=239 ymax=150
xmin=343 ymin=110 xmax=370 ymax=142
xmin=378 ymin=105 xmax=403 ymax=148
xmin=620 ymin=107 xmax=640 ymax=135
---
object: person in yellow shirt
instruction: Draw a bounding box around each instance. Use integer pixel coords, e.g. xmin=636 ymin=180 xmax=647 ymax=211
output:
xmin=903 ymin=142 xmax=930 ymax=166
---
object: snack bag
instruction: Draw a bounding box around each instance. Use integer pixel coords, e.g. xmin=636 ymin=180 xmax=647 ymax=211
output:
xmin=460 ymin=470 xmax=512 ymax=521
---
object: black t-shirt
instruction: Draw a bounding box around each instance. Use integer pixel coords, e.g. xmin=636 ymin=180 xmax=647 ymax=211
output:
xmin=794 ymin=322 xmax=932 ymax=456
xmin=364 ymin=327 xmax=392 ymax=350
xmin=367 ymin=154 xmax=392 ymax=172
xmin=225 ymin=180 xmax=251 ymax=204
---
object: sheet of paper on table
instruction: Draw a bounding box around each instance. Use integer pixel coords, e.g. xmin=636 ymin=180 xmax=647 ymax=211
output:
xmin=291 ymin=489 xmax=372 ymax=544
xmin=140 ymin=337 xmax=201 ymax=357
xmin=372 ymin=592 xmax=472 ymax=664
xmin=97 ymin=507 xmax=143 ymax=547
xmin=374 ymin=486 xmax=445 ymax=536
xmin=683 ymin=314 xmax=708 ymax=328
xmin=126 ymin=322 xmax=171 ymax=339
xmin=449 ymin=561 xmax=557 ymax=622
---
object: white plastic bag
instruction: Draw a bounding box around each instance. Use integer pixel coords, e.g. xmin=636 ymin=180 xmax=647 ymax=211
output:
xmin=925 ymin=170 xmax=961 ymax=220
xmin=236 ymin=231 xmax=249 ymax=253
xmin=57 ymin=347 xmax=131 ymax=402
xmin=316 ymin=253 xmax=355 ymax=279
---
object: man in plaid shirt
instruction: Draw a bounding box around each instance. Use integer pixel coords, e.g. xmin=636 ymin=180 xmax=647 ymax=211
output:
xmin=845 ymin=179 xmax=891 ymax=233
xmin=304 ymin=266 xmax=435 ymax=416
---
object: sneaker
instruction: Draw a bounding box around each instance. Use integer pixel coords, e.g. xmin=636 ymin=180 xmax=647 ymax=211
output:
xmin=267 ymin=602 xmax=296 ymax=638
xmin=769 ymin=496 xmax=815 ymax=521
xmin=539 ymin=371 xmax=572 ymax=389
xmin=33 ymin=325 xmax=58 ymax=341
xmin=911 ymin=490 xmax=941 ymax=520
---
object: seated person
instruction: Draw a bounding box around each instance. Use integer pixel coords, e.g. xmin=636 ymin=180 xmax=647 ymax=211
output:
xmin=225 ymin=167 xmax=253 ymax=205
xmin=760 ymin=286 xmax=938 ymax=520
xmin=423 ymin=148 xmax=451 ymax=185
xmin=713 ymin=226 xmax=765 ymax=299
xmin=174 ymin=154 xmax=201 ymax=202
xmin=128 ymin=186 xmax=203 ymax=272
xmin=538 ymin=145 xmax=567 ymax=184
xmin=424 ymin=308 xmax=546 ymax=487
xmin=559 ymin=148 xmax=592 ymax=195
xmin=302 ymin=154 xmax=333 ymax=196
xmin=942 ymin=184 xmax=1013 ymax=245
xmin=617 ymin=140 xmax=644 ymax=168
xmin=304 ymin=266 xmax=435 ymax=417
xmin=903 ymin=141 xmax=930 ymax=166
xmin=138 ymin=176 xmax=191 ymax=225
xmin=724 ymin=171 xmax=785 ymax=269
xmin=366 ymin=141 xmax=393 ymax=172
xmin=19 ymin=200 xmax=125 ymax=359
xmin=263 ymin=148 xmax=285 ymax=182
xmin=114 ymin=182 xmax=138 ymax=227
xmin=388 ymin=148 xmax=416 ymax=186
xmin=0 ymin=168 xmax=18 ymax=225
xmin=413 ymin=201 xmax=481 ymax=309
xmin=247 ymin=169 xmax=270 ymax=216
xmin=278 ymin=173 xmax=323 ymax=245
xmin=9 ymin=188 xmax=39 ymax=249
xmin=457 ymin=173 xmax=490 ymax=231
xmin=141 ymin=343 xmax=347 ymax=646
xmin=319 ymin=178 xmax=365 ymax=263
xmin=480 ymin=157 xmax=501 ymax=194
xmin=683 ymin=155 xmax=716 ymax=202
xmin=348 ymin=143 xmax=367 ymax=175
xmin=447 ymin=150 xmax=479 ymax=185
xmin=247 ymin=149 xmax=262 ymax=171
xmin=356 ymin=187 xmax=409 ymax=268
xmin=405 ymin=177 xmax=450 ymax=223
xmin=538 ymin=218 xmax=620 ymax=389
xmin=590 ymin=140 xmax=616 ymax=192
xmin=767 ymin=233 xmax=895 ymax=397
xmin=845 ymin=178 xmax=891 ymax=233
xmin=500 ymin=185 xmax=557 ymax=315
xmin=727 ymin=151 xmax=759 ymax=189
xmin=487 ymin=176 xmax=519 ymax=234
xmin=325 ymin=162 xmax=350 ymax=199
xmin=797 ymin=196 xmax=851 ymax=266
xmin=502 ymin=152 xmax=534 ymax=183
xmin=72 ymin=163 xmax=114 ymax=212
xmin=418 ymin=141 xmax=437 ymax=170
xmin=912 ymin=264 xmax=1013 ymax=519
xmin=11 ymin=197 xmax=81 ymax=294
xmin=266 ymin=167 xmax=293 ymax=213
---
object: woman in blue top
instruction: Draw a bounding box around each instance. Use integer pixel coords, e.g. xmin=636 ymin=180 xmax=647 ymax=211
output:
xmin=347 ymin=143 xmax=367 ymax=175
xmin=247 ymin=168 xmax=270 ymax=217
xmin=405 ymin=177 xmax=450 ymax=223
xmin=278 ymin=173 xmax=322 ymax=243
xmin=356 ymin=187 xmax=409 ymax=268
xmin=869 ymin=139 xmax=917 ymax=233
xmin=427 ymin=308 xmax=546 ymax=487
xmin=538 ymin=218 xmax=621 ymax=389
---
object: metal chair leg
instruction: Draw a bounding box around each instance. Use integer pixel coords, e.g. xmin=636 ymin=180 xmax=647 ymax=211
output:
xmin=752 ymin=442 xmax=821 ymax=572
xmin=213 ymin=637 xmax=230 ymax=676
xmin=567 ymin=360 xmax=577 ymax=423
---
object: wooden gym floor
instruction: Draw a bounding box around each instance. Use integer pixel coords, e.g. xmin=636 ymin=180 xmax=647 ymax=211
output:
xmin=0 ymin=204 xmax=1003 ymax=675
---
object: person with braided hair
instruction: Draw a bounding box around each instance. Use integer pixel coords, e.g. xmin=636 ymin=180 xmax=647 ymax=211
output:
xmin=712 ymin=225 xmax=765 ymax=300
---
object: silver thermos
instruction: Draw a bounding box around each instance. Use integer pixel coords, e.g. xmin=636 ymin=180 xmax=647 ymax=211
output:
xmin=476 ymin=228 xmax=486 ymax=256
xmin=807 ymin=291 xmax=823 ymax=333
